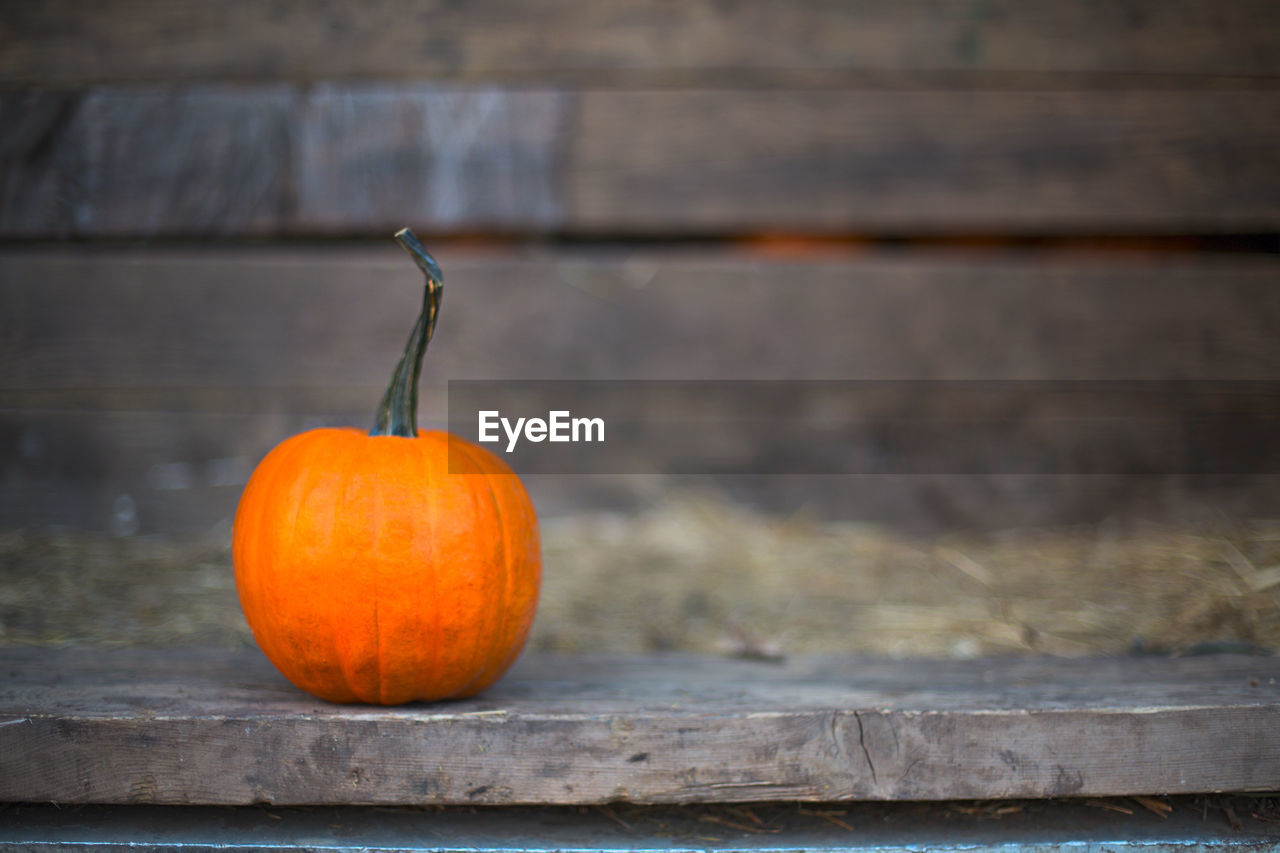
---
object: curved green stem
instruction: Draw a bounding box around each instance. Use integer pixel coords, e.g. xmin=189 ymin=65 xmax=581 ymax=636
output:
xmin=371 ymin=228 xmax=444 ymax=437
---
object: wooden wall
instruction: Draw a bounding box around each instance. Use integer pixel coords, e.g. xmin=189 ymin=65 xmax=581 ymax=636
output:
xmin=2 ymin=1 xmax=1278 ymax=534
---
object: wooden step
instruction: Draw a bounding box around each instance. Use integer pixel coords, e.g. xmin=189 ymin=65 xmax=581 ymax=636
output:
xmin=1 ymin=800 xmax=1278 ymax=852
xmin=1 ymin=647 xmax=1276 ymax=805
xmin=5 ymin=86 xmax=1278 ymax=237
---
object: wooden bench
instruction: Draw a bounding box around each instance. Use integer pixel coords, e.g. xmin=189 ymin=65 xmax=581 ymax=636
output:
xmin=2 ymin=647 xmax=1279 ymax=848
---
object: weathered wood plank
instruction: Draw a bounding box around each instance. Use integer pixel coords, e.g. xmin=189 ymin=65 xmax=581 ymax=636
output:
xmin=292 ymin=86 xmax=568 ymax=232
xmin=0 ymin=87 xmax=566 ymax=237
xmin=0 ymin=648 xmax=1276 ymax=804
xmin=4 ymin=248 xmax=1279 ymax=391
xmin=3 ymin=1 xmax=1279 ymax=87
xmin=570 ymin=89 xmax=1280 ymax=232
xmin=0 ymin=410 xmax=329 ymax=537
xmin=3 ymin=87 xmax=1278 ymax=236
xmin=0 ymin=88 xmax=295 ymax=238
xmin=5 ymin=800 xmax=1280 ymax=852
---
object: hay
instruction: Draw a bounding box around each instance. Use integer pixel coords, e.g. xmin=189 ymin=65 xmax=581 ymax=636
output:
xmin=2 ymin=492 xmax=1277 ymax=656
xmin=534 ymin=492 xmax=1280 ymax=657
xmin=0 ymin=527 xmax=247 ymax=648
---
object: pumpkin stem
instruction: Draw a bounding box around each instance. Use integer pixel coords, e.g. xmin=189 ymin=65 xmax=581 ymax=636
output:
xmin=371 ymin=228 xmax=444 ymax=437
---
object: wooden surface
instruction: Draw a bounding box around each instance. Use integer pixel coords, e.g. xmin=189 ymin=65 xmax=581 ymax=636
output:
xmin=0 ymin=647 xmax=1277 ymax=805
xmin=5 ymin=4 xmax=1276 ymax=236
xmin=5 ymin=800 xmax=1280 ymax=851
xmin=3 ymin=6 xmax=1276 ymax=813
xmin=569 ymin=89 xmax=1280 ymax=233
xmin=4 ymin=87 xmax=1278 ymax=237
xmin=4 ymin=247 xmax=1279 ymax=532
xmin=4 ymin=1 xmax=1279 ymax=86
xmin=7 ymin=248 xmax=1279 ymax=391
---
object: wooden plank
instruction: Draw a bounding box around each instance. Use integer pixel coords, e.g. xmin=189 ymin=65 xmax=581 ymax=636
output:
xmin=570 ymin=89 xmax=1280 ymax=233
xmin=0 ymin=88 xmax=294 ymax=238
xmin=3 ymin=87 xmax=1278 ymax=236
xmin=0 ymin=410 xmax=331 ymax=537
xmin=0 ymin=648 xmax=1277 ymax=804
xmin=0 ymin=87 xmax=566 ymax=237
xmin=4 ymin=248 xmax=1278 ymax=391
xmin=3 ymin=1 xmax=1279 ymax=87
xmin=4 ymin=800 xmax=1280 ymax=852
xmin=292 ymin=86 xmax=567 ymax=232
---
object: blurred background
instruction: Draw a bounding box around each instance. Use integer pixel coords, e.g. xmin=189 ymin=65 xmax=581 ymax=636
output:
xmin=1 ymin=1 xmax=1278 ymax=658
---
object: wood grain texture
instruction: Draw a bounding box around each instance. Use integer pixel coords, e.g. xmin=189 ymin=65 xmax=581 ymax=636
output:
xmin=0 ymin=87 xmax=567 ymax=237
xmin=3 ymin=87 xmax=1278 ymax=236
xmin=0 ymin=88 xmax=294 ymax=238
xmin=0 ymin=648 xmax=1276 ymax=804
xmin=4 ymin=248 xmax=1278 ymax=392
xmin=569 ymin=89 xmax=1280 ymax=232
xmin=291 ymin=86 xmax=567 ymax=232
xmin=3 ymin=1 xmax=1279 ymax=87
xmin=6 ymin=800 xmax=1280 ymax=851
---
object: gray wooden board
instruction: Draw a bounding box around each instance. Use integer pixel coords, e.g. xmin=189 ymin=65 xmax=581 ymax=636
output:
xmin=5 ymin=248 xmax=1278 ymax=391
xmin=3 ymin=87 xmax=1279 ymax=236
xmin=4 ymin=0 xmax=1279 ymax=87
xmin=0 ymin=87 xmax=567 ymax=238
xmin=569 ymin=89 xmax=1280 ymax=233
xmin=0 ymin=648 xmax=1277 ymax=805
xmin=1 ymin=800 xmax=1279 ymax=851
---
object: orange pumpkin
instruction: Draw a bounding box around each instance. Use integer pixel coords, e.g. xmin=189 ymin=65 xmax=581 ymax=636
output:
xmin=233 ymin=228 xmax=540 ymax=704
